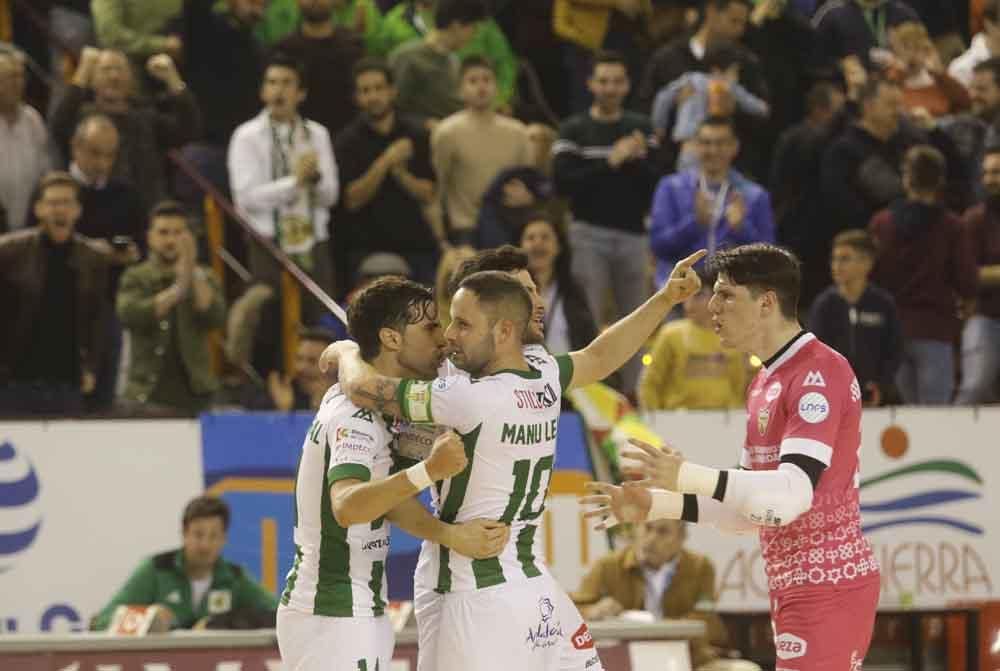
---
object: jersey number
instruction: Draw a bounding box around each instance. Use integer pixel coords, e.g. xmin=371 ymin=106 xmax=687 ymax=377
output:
xmin=499 ymin=456 xmax=554 ymax=523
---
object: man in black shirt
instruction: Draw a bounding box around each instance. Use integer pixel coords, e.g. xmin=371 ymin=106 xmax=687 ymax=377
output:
xmin=276 ymin=0 xmax=365 ymax=138
xmin=808 ymin=229 xmax=902 ymax=405
xmin=334 ymin=58 xmax=440 ymax=290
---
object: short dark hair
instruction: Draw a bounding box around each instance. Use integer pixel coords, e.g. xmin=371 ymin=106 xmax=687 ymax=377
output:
xmin=805 ymin=81 xmax=842 ymax=116
xmin=984 ymin=142 xmax=1000 ymax=161
xmin=448 ymin=245 xmax=529 ymax=297
xmin=698 ymin=115 xmax=736 ymax=136
xmin=265 ymin=51 xmax=306 ymax=87
xmin=299 ymin=326 xmax=337 ymax=346
xmin=460 ymin=53 xmax=495 ymax=77
xmin=973 ymin=56 xmax=1000 ymax=87
xmin=708 ymin=0 xmax=752 ymax=10
xmin=856 ymin=76 xmax=898 ymax=109
xmin=149 ymin=200 xmax=188 ymax=224
xmin=707 ymin=243 xmax=802 ymax=320
xmin=353 ymin=57 xmax=393 ymax=87
xmin=457 ymin=270 xmax=532 ymax=335
xmin=347 ymin=276 xmax=435 ymax=361
xmin=832 ymin=230 xmax=876 ymax=258
xmin=435 ymin=0 xmax=487 ymax=29
xmin=903 ymin=144 xmax=946 ymax=193
xmin=590 ymin=49 xmax=628 ymax=75
xmin=985 ymin=0 xmax=1000 ymax=24
xmin=703 ymin=41 xmax=744 ymax=72
xmin=36 ymin=171 xmax=80 ymax=201
xmin=182 ymin=496 xmax=230 ymax=531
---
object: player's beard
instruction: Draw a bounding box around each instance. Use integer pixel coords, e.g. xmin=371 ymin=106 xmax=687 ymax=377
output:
xmin=451 ymin=332 xmax=494 ymax=377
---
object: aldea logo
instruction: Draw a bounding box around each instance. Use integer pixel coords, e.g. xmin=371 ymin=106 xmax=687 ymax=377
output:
xmin=0 ymin=441 xmax=42 ymax=572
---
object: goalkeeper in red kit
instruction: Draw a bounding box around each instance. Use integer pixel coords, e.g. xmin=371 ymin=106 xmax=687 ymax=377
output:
xmin=583 ymin=243 xmax=880 ymax=671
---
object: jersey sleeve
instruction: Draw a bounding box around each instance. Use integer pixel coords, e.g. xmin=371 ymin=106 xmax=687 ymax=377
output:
xmin=778 ymin=361 xmax=856 ymax=467
xmin=326 ymin=412 xmax=388 ymax=485
xmin=397 ymin=375 xmax=479 ymax=433
xmin=554 ymin=353 xmax=574 ymax=392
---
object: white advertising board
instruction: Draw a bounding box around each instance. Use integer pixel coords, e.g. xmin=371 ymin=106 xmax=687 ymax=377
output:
xmin=0 ymin=420 xmax=203 ymax=633
xmin=646 ymin=407 xmax=1000 ymax=610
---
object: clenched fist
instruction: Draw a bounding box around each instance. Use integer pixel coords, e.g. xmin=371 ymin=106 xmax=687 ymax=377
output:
xmin=424 ymin=430 xmax=468 ymax=481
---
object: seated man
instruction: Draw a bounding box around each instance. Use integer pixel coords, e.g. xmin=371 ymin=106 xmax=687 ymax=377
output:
xmin=91 ymin=496 xmax=277 ymax=631
xmin=571 ymin=519 xmax=736 ymax=671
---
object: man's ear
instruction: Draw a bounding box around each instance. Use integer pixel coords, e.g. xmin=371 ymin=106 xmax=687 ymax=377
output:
xmin=378 ymin=327 xmax=403 ymax=353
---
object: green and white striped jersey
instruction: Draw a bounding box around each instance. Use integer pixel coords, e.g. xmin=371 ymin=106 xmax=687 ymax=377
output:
xmin=280 ymin=385 xmax=394 ymax=617
xmin=400 ymin=347 xmax=573 ymax=594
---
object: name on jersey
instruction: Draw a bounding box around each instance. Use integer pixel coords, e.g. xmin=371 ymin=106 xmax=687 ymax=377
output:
xmin=502 ymin=419 xmax=558 ymax=446
xmin=361 ymin=537 xmax=390 ymax=552
xmin=513 ymin=384 xmax=558 ymax=410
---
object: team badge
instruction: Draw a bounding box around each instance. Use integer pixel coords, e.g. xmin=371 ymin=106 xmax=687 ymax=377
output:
xmin=207 ymin=589 xmax=232 ymax=614
xmin=757 ymin=407 xmax=770 ymax=435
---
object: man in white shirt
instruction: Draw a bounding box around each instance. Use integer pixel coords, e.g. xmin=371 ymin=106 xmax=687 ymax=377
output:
xmin=949 ymin=2 xmax=1000 ymax=87
xmin=228 ymin=51 xmax=339 ymax=305
xmin=0 ymin=45 xmax=52 ymax=232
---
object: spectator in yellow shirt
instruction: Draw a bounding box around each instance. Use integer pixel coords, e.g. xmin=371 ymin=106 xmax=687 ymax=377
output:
xmin=639 ymin=274 xmax=747 ymax=410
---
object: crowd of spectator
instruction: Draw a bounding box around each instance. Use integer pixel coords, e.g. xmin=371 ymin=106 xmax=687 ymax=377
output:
xmin=3 ymin=0 xmax=1000 ymax=417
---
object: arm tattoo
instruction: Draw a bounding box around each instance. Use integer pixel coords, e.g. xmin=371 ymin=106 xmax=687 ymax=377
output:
xmin=355 ymin=376 xmax=402 ymax=417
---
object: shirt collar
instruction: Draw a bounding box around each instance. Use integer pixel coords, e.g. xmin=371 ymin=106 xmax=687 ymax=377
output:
xmin=70 ymin=162 xmax=108 ymax=190
xmin=762 ymin=331 xmax=814 ymax=377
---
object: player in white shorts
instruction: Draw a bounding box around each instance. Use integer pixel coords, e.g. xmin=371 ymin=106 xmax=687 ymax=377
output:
xmin=322 ymin=255 xmax=705 ymax=671
xmin=277 ymin=277 xmax=509 ymax=671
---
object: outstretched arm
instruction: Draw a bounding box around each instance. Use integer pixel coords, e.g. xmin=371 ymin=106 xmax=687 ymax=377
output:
xmin=567 ymin=249 xmax=706 ymax=390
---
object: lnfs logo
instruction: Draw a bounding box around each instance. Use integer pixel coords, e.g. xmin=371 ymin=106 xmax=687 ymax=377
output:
xmin=0 ymin=441 xmax=42 ymax=572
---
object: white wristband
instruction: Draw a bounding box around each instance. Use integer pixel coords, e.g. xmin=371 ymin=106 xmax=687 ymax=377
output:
xmin=677 ymin=462 xmax=721 ymax=498
xmin=405 ymin=462 xmax=433 ymax=491
xmin=649 ymin=489 xmax=685 ymax=520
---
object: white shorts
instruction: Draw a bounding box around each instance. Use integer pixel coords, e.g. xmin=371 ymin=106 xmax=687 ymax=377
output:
xmin=417 ymin=574 xmax=604 ymax=671
xmin=277 ymin=606 xmax=394 ymax=671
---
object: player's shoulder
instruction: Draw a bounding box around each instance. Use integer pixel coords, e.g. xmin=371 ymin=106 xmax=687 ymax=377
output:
xmin=783 ymin=335 xmax=860 ymax=401
xmin=320 ymin=385 xmax=390 ymax=436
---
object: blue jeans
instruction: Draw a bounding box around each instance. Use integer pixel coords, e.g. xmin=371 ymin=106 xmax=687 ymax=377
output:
xmin=955 ymin=315 xmax=1000 ymax=405
xmin=570 ymin=221 xmax=651 ymax=393
xmin=895 ymin=338 xmax=954 ymax=405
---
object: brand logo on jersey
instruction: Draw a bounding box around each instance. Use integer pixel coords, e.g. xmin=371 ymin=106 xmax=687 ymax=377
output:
xmin=525 ymin=354 xmax=547 ymax=367
xmin=335 ymin=427 xmax=374 ymax=448
xmin=775 ymin=633 xmax=808 ymax=660
xmin=514 ymin=384 xmax=558 ymax=410
xmin=850 ymin=378 xmax=861 ymax=403
xmin=351 ymin=408 xmax=375 ymax=423
xmin=165 ymin=590 xmax=181 ymax=604
xmin=797 ymin=393 xmax=830 ymax=424
xmin=757 ymin=407 xmax=771 ymax=435
xmin=765 ymin=381 xmax=783 ymax=403
xmin=803 ymin=371 xmax=826 ymax=388
xmin=585 ymin=655 xmax=601 ymax=668
xmin=525 ymin=597 xmax=563 ymax=651
xmin=572 ymin=622 xmax=595 ymax=650
xmin=501 ymin=419 xmax=558 ymax=446
xmin=433 ymin=377 xmax=455 ymax=392
xmin=361 ymin=538 xmax=390 ymax=551
xmin=0 ymin=441 xmax=42 ymax=572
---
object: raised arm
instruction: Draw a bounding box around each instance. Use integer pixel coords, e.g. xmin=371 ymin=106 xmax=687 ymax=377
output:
xmin=567 ymin=249 xmax=706 ymax=390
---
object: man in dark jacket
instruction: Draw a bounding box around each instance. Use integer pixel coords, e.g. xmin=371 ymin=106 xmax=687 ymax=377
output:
xmin=869 ymin=145 xmax=978 ymax=404
xmin=0 ymin=171 xmax=111 ymax=416
xmin=809 ymin=230 xmax=902 ymax=405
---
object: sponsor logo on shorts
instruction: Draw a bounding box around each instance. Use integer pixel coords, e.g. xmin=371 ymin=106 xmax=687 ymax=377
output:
xmin=525 ymin=597 xmax=563 ymax=652
xmin=775 ymin=632 xmax=808 ymax=660
xmin=850 ymin=650 xmax=862 ymax=671
xmin=572 ymin=623 xmax=594 ymax=650
xmin=585 ymin=654 xmax=601 ymax=668
xmin=797 ymin=392 xmax=829 ymax=424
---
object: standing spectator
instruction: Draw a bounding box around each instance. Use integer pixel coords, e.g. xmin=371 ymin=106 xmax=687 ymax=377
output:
xmin=90 ymin=496 xmax=277 ymax=631
xmin=771 ymin=82 xmax=845 ymax=309
xmin=941 ymin=58 xmax=1000 ymax=199
xmin=869 ymin=145 xmax=978 ymax=404
xmin=388 ymin=0 xmax=486 ymax=129
xmin=552 ymin=49 xmax=660 ymax=392
xmin=91 ymin=0 xmax=183 ymax=92
xmin=650 ymin=116 xmax=775 ymax=289
xmin=258 ymin=0 xmax=383 ymax=53
xmin=0 ymin=45 xmax=53 ymax=232
xmin=275 ymin=0 xmax=366 ymax=138
xmin=117 ymin=201 xmax=226 ymax=415
xmin=810 ymin=0 xmax=919 ymax=71
xmin=518 ymin=215 xmax=598 ymax=356
xmin=432 ymin=55 xmax=533 ymax=246
xmin=948 ymin=0 xmax=1000 ymax=87
xmin=809 ymin=230 xmax=902 ymax=406
xmin=335 ymin=58 xmax=441 ymax=288
xmin=0 ymin=172 xmax=110 ymax=416
xmin=228 ymin=53 xmax=339 ymax=299
xmin=956 ymin=147 xmax=1000 ymax=404
xmin=50 ymin=47 xmax=201 ymax=210
xmin=570 ymin=520 xmax=732 ymax=670
xmin=68 ymin=114 xmax=145 ymax=410
xmin=171 ymin=0 xmax=266 ymax=196
xmin=639 ymin=276 xmax=748 ymax=411
xmin=379 ymin=0 xmax=518 ymax=109
xmin=887 ymin=22 xmax=970 ymax=119
xmin=476 ymin=165 xmax=556 ymax=249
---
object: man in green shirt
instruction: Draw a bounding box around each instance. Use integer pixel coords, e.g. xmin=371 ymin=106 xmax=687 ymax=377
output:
xmin=91 ymin=496 xmax=277 ymax=630
xmin=256 ymin=0 xmax=383 ymax=52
